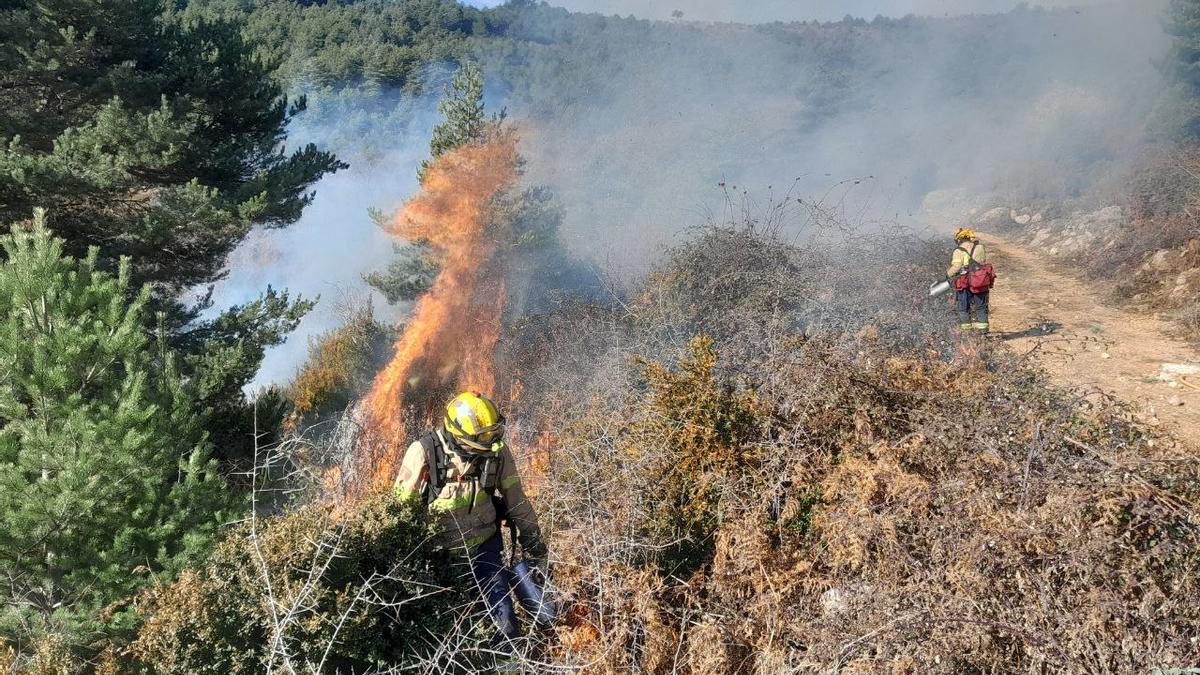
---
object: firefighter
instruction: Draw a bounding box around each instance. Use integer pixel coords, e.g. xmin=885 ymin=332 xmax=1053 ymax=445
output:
xmin=392 ymin=391 xmax=553 ymax=660
xmin=947 ymin=228 xmax=990 ymax=333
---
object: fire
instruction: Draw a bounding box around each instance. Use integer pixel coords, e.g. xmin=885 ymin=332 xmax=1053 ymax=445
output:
xmin=352 ymin=134 xmax=520 ymax=494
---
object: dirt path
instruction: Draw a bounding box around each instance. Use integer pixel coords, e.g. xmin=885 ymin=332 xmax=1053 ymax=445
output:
xmin=980 ymin=232 xmax=1200 ymax=447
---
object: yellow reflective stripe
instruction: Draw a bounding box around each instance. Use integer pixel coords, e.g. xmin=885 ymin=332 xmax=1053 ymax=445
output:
xmin=500 ymin=475 xmax=521 ymax=490
xmin=430 ymin=489 xmax=490 ymax=513
xmin=465 ymin=532 xmax=495 ymax=549
xmin=393 ymin=485 xmax=420 ymax=502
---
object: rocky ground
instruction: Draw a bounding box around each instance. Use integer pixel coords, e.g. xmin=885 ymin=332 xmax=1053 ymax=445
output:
xmin=921 ymin=190 xmax=1200 ymax=448
xmin=983 ymin=231 xmax=1200 ymax=448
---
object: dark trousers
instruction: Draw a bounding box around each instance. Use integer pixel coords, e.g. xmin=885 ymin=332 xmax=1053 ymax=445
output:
xmin=955 ymin=289 xmax=990 ymax=331
xmin=469 ymin=535 xmax=555 ymax=648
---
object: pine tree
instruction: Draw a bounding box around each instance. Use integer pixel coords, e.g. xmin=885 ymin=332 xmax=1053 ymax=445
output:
xmin=1163 ymin=0 xmax=1200 ymax=137
xmin=417 ymin=61 xmax=497 ymax=186
xmin=0 ymin=0 xmax=345 ymax=299
xmin=371 ymin=62 xmax=495 ymax=303
xmin=427 ymin=61 xmax=489 ymax=162
xmin=0 ymin=0 xmax=346 ymax=468
xmin=0 ymin=211 xmax=232 ymax=649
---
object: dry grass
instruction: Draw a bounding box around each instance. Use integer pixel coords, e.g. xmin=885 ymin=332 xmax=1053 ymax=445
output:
xmin=69 ymin=214 xmax=1200 ymax=674
xmin=506 ymin=221 xmax=1200 ymax=674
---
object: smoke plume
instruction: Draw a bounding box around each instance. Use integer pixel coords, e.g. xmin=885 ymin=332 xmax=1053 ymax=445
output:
xmin=214 ymin=1 xmax=1173 ymax=387
xmin=500 ymin=0 xmax=1169 ymax=268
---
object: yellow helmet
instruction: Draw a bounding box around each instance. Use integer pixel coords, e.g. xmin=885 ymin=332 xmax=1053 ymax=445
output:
xmin=443 ymin=391 xmax=506 ymax=453
xmin=955 ymin=228 xmax=976 ymax=241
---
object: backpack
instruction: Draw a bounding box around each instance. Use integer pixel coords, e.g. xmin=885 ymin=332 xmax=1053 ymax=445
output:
xmin=417 ymin=431 xmax=506 ymax=518
xmin=953 ymin=241 xmax=996 ymax=294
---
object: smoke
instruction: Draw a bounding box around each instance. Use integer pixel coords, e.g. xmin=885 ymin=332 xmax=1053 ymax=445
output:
xmin=498 ymin=0 xmax=1169 ymax=268
xmin=208 ymin=93 xmax=444 ymax=389
xmin=548 ymin=0 xmax=1129 ymax=23
xmin=214 ymin=1 xmax=1173 ymax=388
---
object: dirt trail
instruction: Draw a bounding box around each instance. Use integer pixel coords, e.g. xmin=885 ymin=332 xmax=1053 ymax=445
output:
xmin=981 ymin=232 xmax=1200 ymax=447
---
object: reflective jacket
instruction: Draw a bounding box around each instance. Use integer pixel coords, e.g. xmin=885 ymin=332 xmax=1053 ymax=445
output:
xmin=393 ymin=429 xmax=545 ymax=556
xmin=948 ymin=240 xmax=987 ymax=278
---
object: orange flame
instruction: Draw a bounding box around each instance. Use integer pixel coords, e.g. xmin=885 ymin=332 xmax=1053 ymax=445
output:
xmin=351 ymin=135 xmax=520 ymax=494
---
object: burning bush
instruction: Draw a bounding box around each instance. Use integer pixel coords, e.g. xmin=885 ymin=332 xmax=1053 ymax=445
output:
xmin=114 ymin=215 xmax=1200 ymax=673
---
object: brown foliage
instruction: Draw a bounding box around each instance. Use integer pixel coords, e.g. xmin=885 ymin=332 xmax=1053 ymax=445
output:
xmin=511 ymin=224 xmax=1200 ymax=673
xmin=285 ymin=307 xmax=394 ymax=429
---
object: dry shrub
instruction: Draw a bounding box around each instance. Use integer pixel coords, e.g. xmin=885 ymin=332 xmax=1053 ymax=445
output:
xmin=127 ymin=493 xmax=461 ymax=673
xmin=512 ymin=223 xmax=1200 ymax=673
xmin=286 ymin=307 xmax=395 ymax=428
xmin=1081 ymin=144 xmax=1200 ymax=332
xmin=635 ymin=336 xmax=768 ymax=576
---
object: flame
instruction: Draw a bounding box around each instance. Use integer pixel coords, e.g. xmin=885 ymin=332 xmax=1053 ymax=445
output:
xmin=351 ymin=135 xmax=520 ymax=494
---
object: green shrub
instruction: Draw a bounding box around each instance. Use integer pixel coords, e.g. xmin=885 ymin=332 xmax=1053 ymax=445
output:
xmin=129 ymin=493 xmax=463 ymax=673
xmin=0 ymin=218 xmax=232 ymax=662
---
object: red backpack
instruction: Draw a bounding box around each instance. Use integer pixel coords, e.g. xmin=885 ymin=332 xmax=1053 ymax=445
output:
xmin=954 ymin=241 xmax=996 ymax=294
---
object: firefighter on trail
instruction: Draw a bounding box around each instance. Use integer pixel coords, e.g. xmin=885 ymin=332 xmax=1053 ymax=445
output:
xmin=393 ymin=391 xmax=554 ymax=656
xmin=947 ymin=228 xmax=995 ymax=333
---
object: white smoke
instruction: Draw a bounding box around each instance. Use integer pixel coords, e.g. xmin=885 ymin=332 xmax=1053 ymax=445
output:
xmin=546 ymin=0 xmax=1135 ymax=23
xmin=209 ymin=93 xmax=443 ymax=389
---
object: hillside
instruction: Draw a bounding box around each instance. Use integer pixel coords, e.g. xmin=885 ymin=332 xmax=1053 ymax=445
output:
xmin=2 ymin=0 xmax=1200 ymax=673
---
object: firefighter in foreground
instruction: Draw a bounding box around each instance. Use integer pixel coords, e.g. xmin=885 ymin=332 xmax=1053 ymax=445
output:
xmin=947 ymin=227 xmax=996 ymax=333
xmin=392 ymin=391 xmax=554 ymax=658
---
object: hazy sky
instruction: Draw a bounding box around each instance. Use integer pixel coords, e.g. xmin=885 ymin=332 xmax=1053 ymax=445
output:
xmin=467 ymin=0 xmax=1117 ymax=23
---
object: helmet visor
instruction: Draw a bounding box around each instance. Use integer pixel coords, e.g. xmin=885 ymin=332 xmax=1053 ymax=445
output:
xmin=475 ymin=421 xmax=505 ymax=446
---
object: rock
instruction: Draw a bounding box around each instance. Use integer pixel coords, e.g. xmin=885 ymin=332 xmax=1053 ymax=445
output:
xmin=1169 ymin=395 xmax=1185 ymax=407
xmin=1032 ymin=212 xmax=1044 ymax=223
xmin=1148 ymin=249 xmax=1175 ymax=272
xmin=1030 ymin=228 xmax=1052 ymax=247
xmin=1014 ymin=214 xmax=1032 ymax=225
xmin=1160 ymin=363 xmax=1200 ymax=378
xmin=1092 ymin=205 xmax=1124 ymax=225
xmin=1169 ymin=268 xmax=1200 ymax=302
xmin=979 ymin=207 xmax=1012 ymax=227
xmin=1100 ymin=352 xmax=1111 ymax=359
xmin=821 ymin=588 xmax=846 ymax=615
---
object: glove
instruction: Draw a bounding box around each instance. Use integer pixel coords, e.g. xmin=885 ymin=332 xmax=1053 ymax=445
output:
xmin=521 ymin=534 xmax=548 ymax=567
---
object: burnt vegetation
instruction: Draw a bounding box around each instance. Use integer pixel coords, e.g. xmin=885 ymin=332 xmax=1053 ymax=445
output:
xmin=90 ymin=207 xmax=1200 ymax=673
xmin=502 ymin=215 xmax=1200 ymax=673
xmin=4 ymin=0 xmax=1200 ymax=672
